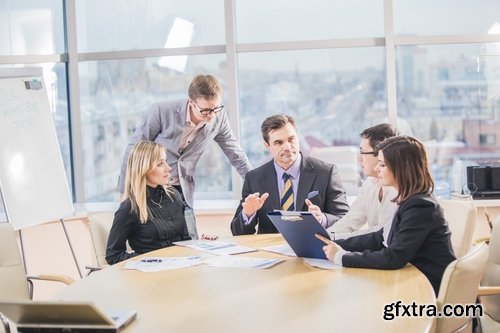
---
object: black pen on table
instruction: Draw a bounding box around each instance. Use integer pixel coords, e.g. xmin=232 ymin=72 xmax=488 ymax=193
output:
xmin=141 ymin=258 xmax=162 ymax=263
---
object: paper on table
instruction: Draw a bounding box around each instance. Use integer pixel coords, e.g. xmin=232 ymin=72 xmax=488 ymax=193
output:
xmin=124 ymin=256 xmax=203 ymax=272
xmin=173 ymin=239 xmax=256 ymax=255
xmin=204 ymin=255 xmax=284 ymax=269
xmin=303 ymin=258 xmax=342 ymax=270
xmin=260 ymin=243 xmax=297 ymax=257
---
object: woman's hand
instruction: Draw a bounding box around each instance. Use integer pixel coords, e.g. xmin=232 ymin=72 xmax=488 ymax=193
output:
xmin=315 ymin=233 xmax=342 ymax=261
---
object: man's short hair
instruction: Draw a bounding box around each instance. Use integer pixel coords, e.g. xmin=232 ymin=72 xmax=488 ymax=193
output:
xmin=188 ymin=74 xmax=222 ymax=100
xmin=260 ymin=114 xmax=296 ymax=144
xmin=360 ymin=123 xmax=399 ymax=155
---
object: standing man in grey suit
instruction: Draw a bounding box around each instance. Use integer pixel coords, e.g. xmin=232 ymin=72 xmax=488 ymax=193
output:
xmin=231 ymin=114 xmax=349 ymax=235
xmin=119 ymin=74 xmax=251 ymax=238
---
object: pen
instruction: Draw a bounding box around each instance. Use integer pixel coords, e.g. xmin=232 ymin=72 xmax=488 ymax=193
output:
xmin=141 ymin=259 xmax=162 ymax=263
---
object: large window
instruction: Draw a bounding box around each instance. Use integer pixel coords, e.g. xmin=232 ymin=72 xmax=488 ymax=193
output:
xmin=75 ymin=0 xmax=225 ymax=52
xmin=393 ymin=0 xmax=500 ymax=36
xmin=1 ymin=0 xmax=500 ymax=213
xmin=0 ymin=0 xmax=64 ymax=55
xmin=238 ymin=47 xmax=386 ymax=193
xmin=79 ymin=55 xmax=230 ymax=201
xmin=235 ymin=0 xmax=384 ymax=42
xmin=396 ymin=43 xmax=500 ymax=194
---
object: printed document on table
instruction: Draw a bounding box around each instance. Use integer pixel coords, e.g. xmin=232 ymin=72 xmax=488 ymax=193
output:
xmin=204 ymin=255 xmax=284 ymax=269
xmin=303 ymin=258 xmax=342 ymax=270
xmin=173 ymin=240 xmax=256 ymax=255
xmin=124 ymin=256 xmax=203 ymax=272
xmin=260 ymin=243 xmax=297 ymax=257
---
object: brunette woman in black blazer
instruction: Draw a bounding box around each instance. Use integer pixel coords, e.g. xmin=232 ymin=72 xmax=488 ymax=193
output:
xmin=317 ymin=135 xmax=456 ymax=295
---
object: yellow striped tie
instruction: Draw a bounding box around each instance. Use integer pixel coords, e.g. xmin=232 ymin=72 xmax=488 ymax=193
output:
xmin=280 ymin=173 xmax=295 ymax=211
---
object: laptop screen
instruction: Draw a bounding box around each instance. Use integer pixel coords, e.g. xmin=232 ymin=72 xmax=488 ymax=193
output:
xmin=0 ymin=300 xmax=137 ymax=332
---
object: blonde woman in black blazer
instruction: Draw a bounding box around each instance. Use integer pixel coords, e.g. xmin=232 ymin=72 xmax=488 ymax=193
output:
xmin=317 ymin=135 xmax=456 ymax=295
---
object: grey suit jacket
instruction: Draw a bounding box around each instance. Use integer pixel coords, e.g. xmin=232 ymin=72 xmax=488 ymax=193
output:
xmin=230 ymin=155 xmax=350 ymax=235
xmin=118 ymin=99 xmax=251 ymax=207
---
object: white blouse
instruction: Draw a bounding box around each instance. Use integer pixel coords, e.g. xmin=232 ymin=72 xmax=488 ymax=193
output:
xmin=328 ymin=177 xmax=398 ymax=239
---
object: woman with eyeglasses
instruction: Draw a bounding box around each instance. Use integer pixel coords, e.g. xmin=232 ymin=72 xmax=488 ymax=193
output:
xmin=317 ymin=135 xmax=456 ymax=295
xmin=106 ymin=141 xmax=191 ymax=265
xmin=328 ymin=123 xmax=399 ymax=239
xmin=117 ymin=74 xmax=251 ymax=239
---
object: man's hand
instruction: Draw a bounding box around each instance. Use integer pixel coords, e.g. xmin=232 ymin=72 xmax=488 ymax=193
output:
xmin=315 ymin=233 xmax=342 ymax=262
xmin=306 ymin=198 xmax=323 ymax=223
xmin=242 ymin=192 xmax=269 ymax=218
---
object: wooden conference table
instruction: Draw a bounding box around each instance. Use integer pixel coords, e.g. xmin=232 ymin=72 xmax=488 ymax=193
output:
xmin=56 ymin=234 xmax=436 ymax=333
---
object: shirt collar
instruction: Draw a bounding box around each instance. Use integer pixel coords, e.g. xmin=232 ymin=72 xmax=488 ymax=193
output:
xmin=274 ymin=153 xmax=301 ymax=180
xmin=186 ymin=102 xmax=205 ymax=127
xmin=146 ymin=185 xmax=165 ymax=198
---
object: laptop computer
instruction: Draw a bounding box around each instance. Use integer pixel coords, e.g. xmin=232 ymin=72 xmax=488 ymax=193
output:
xmin=267 ymin=211 xmax=331 ymax=259
xmin=0 ymin=300 xmax=137 ymax=333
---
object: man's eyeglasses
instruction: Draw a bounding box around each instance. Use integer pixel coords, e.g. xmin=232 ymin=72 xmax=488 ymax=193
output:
xmin=359 ymin=150 xmax=377 ymax=156
xmin=191 ymin=101 xmax=224 ymax=115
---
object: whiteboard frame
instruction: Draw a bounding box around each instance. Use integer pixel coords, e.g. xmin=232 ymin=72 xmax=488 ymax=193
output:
xmin=0 ymin=67 xmax=74 ymax=230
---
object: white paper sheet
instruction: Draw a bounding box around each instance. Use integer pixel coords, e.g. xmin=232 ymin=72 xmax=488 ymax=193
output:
xmin=203 ymin=255 xmax=284 ymax=269
xmin=260 ymin=243 xmax=297 ymax=257
xmin=173 ymin=240 xmax=256 ymax=255
xmin=124 ymin=256 xmax=203 ymax=272
xmin=303 ymin=258 xmax=342 ymax=270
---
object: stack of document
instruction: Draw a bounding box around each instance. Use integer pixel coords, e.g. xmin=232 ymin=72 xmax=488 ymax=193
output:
xmin=124 ymin=256 xmax=203 ymax=272
xmin=173 ymin=239 xmax=256 ymax=255
xmin=124 ymin=240 xmax=285 ymax=272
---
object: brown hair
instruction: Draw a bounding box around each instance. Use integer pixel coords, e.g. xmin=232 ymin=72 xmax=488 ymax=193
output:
xmin=188 ymin=74 xmax=222 ymax=100
xmin=260 ymin=114 xmax=296 ymax=144
xmin=360 ymin=123 xmax=399 ymax=156
xmin=377 ymin=135 xmax=434 ymax=203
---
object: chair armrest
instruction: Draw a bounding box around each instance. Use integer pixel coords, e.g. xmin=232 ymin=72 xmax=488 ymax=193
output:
xmin=27 ymin=274 xmax=75 ymax=285
xmin=478 ymin=286 xmax=500 ymax=296
xmin=473 ymin=237 xmax=490 ymax=245
xmin=0 ymin=312 xmax=11 ymax=333
xmin=85 ymin=265 xmax=104 ymax=275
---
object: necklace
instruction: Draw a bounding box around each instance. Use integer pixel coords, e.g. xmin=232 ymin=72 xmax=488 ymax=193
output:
xmin=150 ymin=192 xmax=163 ymax=208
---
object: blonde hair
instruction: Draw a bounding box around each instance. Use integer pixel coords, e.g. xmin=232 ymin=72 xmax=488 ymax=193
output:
xmin=123 ymin=141 xmax=171 ymax=223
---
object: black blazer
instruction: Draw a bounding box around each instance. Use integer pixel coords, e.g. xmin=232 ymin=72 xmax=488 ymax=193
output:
xmin=336 ymin=193 xmax=456 ymax=295
xmin=230 ymin=155 xmax=349 ymax=235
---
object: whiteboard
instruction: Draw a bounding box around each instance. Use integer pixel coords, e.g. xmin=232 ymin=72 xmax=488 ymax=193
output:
xmin=0 ymin=67 xmax=74 ymax=230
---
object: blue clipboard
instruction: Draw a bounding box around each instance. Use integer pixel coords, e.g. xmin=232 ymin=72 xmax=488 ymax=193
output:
xmin=267 ymin=211 xmax=331 ymax=259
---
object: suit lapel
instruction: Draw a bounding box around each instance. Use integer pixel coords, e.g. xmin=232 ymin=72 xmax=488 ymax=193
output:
xmin=296 ymin=156 xmax=316 ymax=211
xmin=173 ymin=102 xmax=188 ymax=153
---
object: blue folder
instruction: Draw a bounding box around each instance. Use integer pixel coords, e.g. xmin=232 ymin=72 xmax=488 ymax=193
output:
xmin=267 ymin=211 xmax=331 ymax=259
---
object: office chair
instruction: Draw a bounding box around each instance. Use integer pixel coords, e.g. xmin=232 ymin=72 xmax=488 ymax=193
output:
xmin=438 ymin=199 xmax=477 ymax=258
xmin=435 ymin=242 xmax=489 ymax=333
xmin=86 ymin=211 xmax=116 ymax=273
xmin=0 ymin=223 xmax=74 ymax=333
xmin=477 ymin=215 xmax=500 ymax=333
